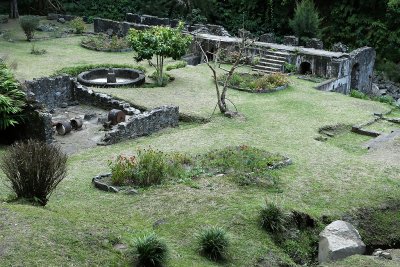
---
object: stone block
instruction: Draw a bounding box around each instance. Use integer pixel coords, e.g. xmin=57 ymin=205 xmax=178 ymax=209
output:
xmin=259 ymin=33 xmax=276 ymax=43
xmin=306 ymin=38 xmax=324 ymax=50
xmin=126 ymin=13 xmax=141 ymax=24
xmin=283 ymin=36 xmax=299 ymax=46
xmin=318 ymin=220 xmax=366 ymax=263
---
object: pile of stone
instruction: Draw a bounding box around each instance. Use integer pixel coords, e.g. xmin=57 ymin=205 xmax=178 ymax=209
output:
xmin=373 ymin=73 xmax=400 ymax=104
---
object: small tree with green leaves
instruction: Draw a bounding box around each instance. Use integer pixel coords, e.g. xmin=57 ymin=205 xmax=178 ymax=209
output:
xmin=0 ymin=61 xmax=25 ymax=130
xmin=289 ymin=0 xmax=321 ymax=39
xmin=128 ymin=23 xmax=192 ymax=86
xmin=19 ymin=15 xmax=40 ymax=41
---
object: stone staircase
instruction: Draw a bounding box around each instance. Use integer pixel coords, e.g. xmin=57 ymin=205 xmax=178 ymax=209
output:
xmin=253 ymin=50 xmax=289 ymax=74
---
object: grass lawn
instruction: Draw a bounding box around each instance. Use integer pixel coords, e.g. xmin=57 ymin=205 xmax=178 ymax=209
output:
xmin=1 ymin=18 xmax=400 ymax=266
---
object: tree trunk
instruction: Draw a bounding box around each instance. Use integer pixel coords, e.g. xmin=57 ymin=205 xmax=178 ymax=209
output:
xmin=10 ymin=0 xmax=19 ymax=19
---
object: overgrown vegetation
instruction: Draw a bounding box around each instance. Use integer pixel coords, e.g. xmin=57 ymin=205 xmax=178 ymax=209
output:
xmin=107 ymin=146 xmax=289 ymax=189
xmin=19 ymin=15 xmax=40 ymax=41
xmin=0 ymin=139 xmax=67 ymax=206
xmin=128 ymin=23 xmax=192 ymax=86
xmin=81 ymin=34 xmax=130 ymax=51
xmin=260 ymin=201 xmax=287 ymax=233
xmin=69 ymin=17 xmax=86 ymax=34
xmin=30 ymin=43 xmax=47 ymax=55
xmin=350 ymin=89 xmax=397 ymax=106
xmin=133 ymin=233 xmax=168 ymax=267
xmin=0 ymin=61 xmax=25 ymax=130
xmin=218 ymin=72 xmax=289 ymax=92
xmin=197 ymin=226 xmax=230 ymax=262
xmin=52 ymin=64 xmax=146 ymax=76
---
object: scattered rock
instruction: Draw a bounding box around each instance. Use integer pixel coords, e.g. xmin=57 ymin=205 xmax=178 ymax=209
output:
xmin=60 ymin=102 xmax=68 ymax=108
xmin=373 ymin=248 xmax=393 ymax=260
xmin=57 ymin=18 xmax=66 ymax=24
xmin=84 ymin=113 xmax=97 ymax=120
xmin=126 ymin=189 xmax=138 ymax=195
xmin=113 ymin=243 xmax=128 ymax=251
xmin=36 ymin=24 xmax=54 ymax=32
xmin=318 ymin=220 xmax=366 ymax=263
xmin=153 ymin=219 xmax=167 ymax=229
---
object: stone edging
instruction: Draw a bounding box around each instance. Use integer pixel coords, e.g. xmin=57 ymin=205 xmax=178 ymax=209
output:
xmin=268 ymin=157 xmax=293 ymax=169
xmin=80 ymin=43 xmax=133 ymax=53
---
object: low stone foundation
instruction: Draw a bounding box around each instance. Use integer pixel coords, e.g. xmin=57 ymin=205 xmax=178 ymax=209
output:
xmin=100 ymin=106 xmax=179 ymax=145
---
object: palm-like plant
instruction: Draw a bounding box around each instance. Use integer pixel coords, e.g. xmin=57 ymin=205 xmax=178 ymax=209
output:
xmin=0 ymin=61 xmax=26 ymax=130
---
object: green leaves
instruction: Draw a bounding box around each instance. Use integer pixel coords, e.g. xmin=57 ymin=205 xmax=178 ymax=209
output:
xmin=289 ymin=0 xmax=321 ymax=39
xmin=0 ymin=62 xmax=26 ymax=130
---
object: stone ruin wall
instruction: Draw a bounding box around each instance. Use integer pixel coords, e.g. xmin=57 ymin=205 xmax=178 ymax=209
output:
xmin=23 ymin=76 xmax=179 ymax=145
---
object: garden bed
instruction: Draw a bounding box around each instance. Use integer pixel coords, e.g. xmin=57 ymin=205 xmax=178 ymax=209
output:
xmin=92 ymin=146 xmax=292 ymax=193
xmin=80 ymin=34 xmax=132 ymax=52
xmin=218 ymin=73 xmax=289 ymax=93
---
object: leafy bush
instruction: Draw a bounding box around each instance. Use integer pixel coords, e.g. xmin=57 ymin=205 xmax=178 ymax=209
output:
xmin=70 ymin=17 xmax=86 ymax=34
xmin=187 ymin=8 xmax=207 ymax=25
xmin=165 ymin=61 xmax=187 ymax=71
xmin=350 ymin=89 xmax=397 ymax=106
xmin=81 ymin=34 xmax=130 ymax=51
xmin=252 ymin=73 xmax=289 ymax=90
xmin=52 ymin=64 xmax=146 ymax=76
xmin=284 ymin=63 xmax=297 ymax=73
xmin=0 ymin=61 xmax=25 ymax=130
xmin=30 ymin=44 xmax=47 ymax=55
xmin=133 ymin=233 xmax=168 ymax=267
xmin=108 ymin=155 xmax=137 ymax=186
xmin=350 ymin=89 xmax=369 ymax=100
xmin=0 ymin=139 xmax=67 ymax=206
xmin=108 ymin=148 xmax=186 ymax=187
xmin=20 ymin=16 xmax=40 ymax=41
xmin=289 ymin=0 xmax=321 ymax=39
xmin=197 ymin=226 xmax=229 ymax=261
xmin=149 ymin=71 xmax=175 ymax=86
xmin=260 ymin=201 xmax=287 ymax=233
xmin=218 ymin=73 xmax=288 ymax=91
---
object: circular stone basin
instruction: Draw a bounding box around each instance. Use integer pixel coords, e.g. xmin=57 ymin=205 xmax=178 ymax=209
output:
xmin=77 ymin=68 xmax=145 ymax=87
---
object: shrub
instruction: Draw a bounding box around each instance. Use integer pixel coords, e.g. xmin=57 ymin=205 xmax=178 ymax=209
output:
xmin=133 ymin=233 xmax=168 ymax=267
xmin=0 ymin=61 xmax=25 ymax=130
xmin=376 ymin=60 xmax=400 ymax=83
xmin=30 ymin=44 xmax=47 ymax=55
xmin=197 ymin=226 xmax=229 ymax=261
xmin=260 ymin=201 xmax=287 ymax=233
xmin=252 ymin=73 xmax=289 ymax=91
xmin=108 ymin=155 xmax=136 ymax=186
xmin=70 ymin=17 xmax=86 ymax=34
xmin=108 ymin=148 xmax=186 ymax=187
xmin=289 ymin=0 xmax=321 ymax=39
xmin=165 ymin=61 xmax=187 ymax=71
xmin=20 ymin=16 xmax=40 ymax=41
xmin=187 ymin=8 xmax=207 ymax=25
xmin=0 ymin=139 xmax=67 ymax=206
xmin=148 ymin=71 xmax=174 ymax=86
xmin=284 ymin=63 xmax=297 ymax=73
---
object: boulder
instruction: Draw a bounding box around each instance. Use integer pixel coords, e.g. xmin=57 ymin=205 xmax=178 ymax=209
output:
xmin=318 ymin=220 xmax=366 ymax=263
xmin=259 ymin=33 xmax=276 ymax=43
xmin=332 ymin=42 xmax=349 ymax=53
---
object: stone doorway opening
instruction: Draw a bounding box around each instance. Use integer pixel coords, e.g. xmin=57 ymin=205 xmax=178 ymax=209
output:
xmin=299 ymin=62 xmax=312 ymax=75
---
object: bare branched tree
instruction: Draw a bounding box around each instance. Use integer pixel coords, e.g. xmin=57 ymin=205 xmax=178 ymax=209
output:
xmin=195 ymin=32 xmax=255 ymax=114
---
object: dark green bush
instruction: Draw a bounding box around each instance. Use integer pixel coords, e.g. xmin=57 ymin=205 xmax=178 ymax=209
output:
xmin=377 ymin=60 xmax=400 ymax=83
xmin=197 ymin=226 xmax=229 ymax=261
xmin=260 ymin=201 xmax=287 ymax=233
xmin=0 ymin=61 xmax=25 ymax=130
xmin=289 ymin=0 xmax=321 ymax=39
xmin=284 ymin=63 xmax=297 ymax=73
xmin=52 ymin=64 xmax=146 ymax=76
xmin=20 ymin=16 xmax=40 ymax=41
xmin=133 ymin=233 xmax=168 ymax=267
xmin=70 ymin=17 xmax=86 ymax=34
xmin=0 ymin=139 xmax=68 ymax=206
xmin=30 ymin=44 xmax=47 ymax=55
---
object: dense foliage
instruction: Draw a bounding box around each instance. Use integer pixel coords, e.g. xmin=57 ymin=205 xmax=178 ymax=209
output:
xmin=19 ymin=15 xmax=40 ymax=41
xmin=133 ymin=233 xmax=168 ymax=267
xmin=289 ymin=0 xmax=321 ymax=40
xmin=0 ymin=61 xmax=25 ymax=130
xmin=197 ymin=227 xmax=230 ymax=261
xmin=0 ymin=139 xmax=68 ymax=206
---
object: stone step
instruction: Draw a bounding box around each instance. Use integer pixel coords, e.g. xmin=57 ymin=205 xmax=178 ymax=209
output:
xmin=259 ymin=58 xmax=286 ymax=65
xmin=265 ymin=50 xmax=290 ymax=57
xmin=254 ymin=65 xmax=281 ymax=72
xmin=258 ymin=61 xmax=283 ymax=68
xmin=252 ymin=68 xmax=279 ymax=74
xmin=261 ymin=54 xmax=287 ymax=60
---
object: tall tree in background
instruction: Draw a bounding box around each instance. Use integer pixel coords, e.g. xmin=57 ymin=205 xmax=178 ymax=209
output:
xmin=289 ymin=0 xmax=321 ymax=39
xmin=10 ymin=0 xmax=19 ymax=18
